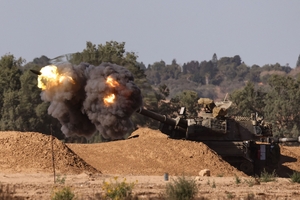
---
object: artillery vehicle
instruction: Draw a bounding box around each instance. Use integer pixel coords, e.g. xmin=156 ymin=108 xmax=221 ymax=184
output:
xmin=136 ymin=98 xmax=300 ymax=175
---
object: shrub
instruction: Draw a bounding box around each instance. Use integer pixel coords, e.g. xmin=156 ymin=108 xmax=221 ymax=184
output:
xmin=234 ymin=175 xmax=241 ymax=184
xmin=260 ymin=169 xmax=277 ymax=182
xmin=211 ymin=180 xmax=216 ymax=188
xmin=51 ymin=174 xmax=75 ymax=200
xmin=165 ymin=175 xmax=198 ymax=200
xmin=51 ymin=186 xmax=75 ymax=200
xmin=289 ymin=171 xmax=300 ymax=183
xmin=226 ymin=192 xmax=235 ymax=199
xmin=245 ymin=178 xmax=260 ymax=187
xmin=206 ymin=179 xmax=210 ymax=185
xmin=55 ymin=174 xmax=66 ymax=185
xmin=102 ymin=176 xmax=136 ymax=199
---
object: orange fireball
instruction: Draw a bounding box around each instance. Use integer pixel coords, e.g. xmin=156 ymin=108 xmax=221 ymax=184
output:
xmin=106 ymin=76 xmax=119 ymax=87
xmin=37 ymin=65 xmax=75 ymax=90
xmin=104 ymin=93 xmax=115 ymax=106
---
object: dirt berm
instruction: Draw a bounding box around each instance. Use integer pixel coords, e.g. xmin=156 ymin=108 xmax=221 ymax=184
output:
xmin=68 ymin=127 xmax=245 ymax=176
xmin=1 ymin=128 xmax=300 ymax=177
xmin=1 ymin=128 xmax=300 ymax=199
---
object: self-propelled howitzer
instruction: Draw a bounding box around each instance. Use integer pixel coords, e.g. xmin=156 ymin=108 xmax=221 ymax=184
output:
xmin=136 ymin=103 xmax=300 ymax=175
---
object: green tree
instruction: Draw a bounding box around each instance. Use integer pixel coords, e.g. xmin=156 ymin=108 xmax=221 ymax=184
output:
xmin=0 ymin=55 xmax=24 ymax=130
xmin=174 ymin=90 xmax=199 ymax=117
xmin=70 ymin=41 xmax=133 ymax=66
xmin=261 ymin=63 xmax=291 ymax=74
xmin=263 ymin=75 xmax=300 ymax=137
xmin=181 ymin=61 xmax=199 ymax=75
xmin=155 ymin=84 xmax=175 ymax=117
xmin=215 ymin=55 xmax=244 ymax=82
xmin=249 ymin=64 xmax=262 ymax=82
xmin=162 ymin=63 xmax=181 ymax=80
xmin=0 ymin=90 xmax=21 ymax=130
xmin=235 ymin=63 xmax=250 ymax=81
xmin=145 ymin=61 xmax=166 ymax=85
xmin=229 ymin=82 xmax=265 ymax=116
xmin=211 ymin=53 xmax=218 ymax=68
xmin=199 ymin=60 xmax=216 ymax=84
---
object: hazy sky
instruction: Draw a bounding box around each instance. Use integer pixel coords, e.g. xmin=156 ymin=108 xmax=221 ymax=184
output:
xmin=1 ymin=1 xmax=299 ymax=67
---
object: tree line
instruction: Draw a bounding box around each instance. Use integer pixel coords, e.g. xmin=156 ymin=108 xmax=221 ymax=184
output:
xmin=1 ymin=41 xmax=300 ymax=141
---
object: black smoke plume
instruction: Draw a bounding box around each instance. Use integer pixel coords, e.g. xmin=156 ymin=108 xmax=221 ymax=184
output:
xmin=39 ymin=62 xmax=143 ymax=140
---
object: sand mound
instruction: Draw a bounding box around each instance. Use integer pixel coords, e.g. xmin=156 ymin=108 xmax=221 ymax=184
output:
xmin=68 ymin=128 xmax=246 ymax=176
xmin=1 ymin=129 xmax=299 ymax=177
xmin=0 ymin=131 xmax=98 ymax=174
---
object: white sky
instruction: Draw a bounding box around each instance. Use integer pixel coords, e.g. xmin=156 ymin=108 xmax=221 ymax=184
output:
xmin=1 ymin=0 xmax=299 ymax=67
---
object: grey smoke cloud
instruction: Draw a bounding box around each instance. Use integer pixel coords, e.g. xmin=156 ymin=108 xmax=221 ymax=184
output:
xmin=39 ymin=62 xmax=143 ymax=140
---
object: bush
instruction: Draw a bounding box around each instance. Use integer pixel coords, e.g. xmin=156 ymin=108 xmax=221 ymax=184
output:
xmin=226 ymin=192 xmax=235 ymax=199
xmin=211 ymin=180 xmax=216 ymax=188
xmin=51 ymin=186 xmax=75 ymax=200
xmin=165 ymin=175 xmax=198 ymax=200
xmin=55 ymin=174 xmax=66 ymax=185
xmin=289 ymin=171 xmax=300 ymax=183
xmin=244 ymin=178 xmax=256 ymax=187
xmin=234 ymin=175 xmax=241 ymax=184
xmin=102 ymin=176 xmax=136 ymax=199
xmin=260 ymin=169 xmax=277 ymax=182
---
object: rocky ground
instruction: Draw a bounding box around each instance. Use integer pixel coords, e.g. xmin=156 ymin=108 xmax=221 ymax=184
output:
xmin=0 ymin=128 xmax=300 ymax=199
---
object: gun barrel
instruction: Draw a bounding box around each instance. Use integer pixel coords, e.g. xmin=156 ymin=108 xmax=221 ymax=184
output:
xmin=270 ymin=136 xmax=300 ymax=143
xmin=136 ymin=107 xmax=177 ymax=126
xmin=136 ymin=107 xmax=188 ymax=137
xmin=30 ymin=69 xmax=42 ymax=75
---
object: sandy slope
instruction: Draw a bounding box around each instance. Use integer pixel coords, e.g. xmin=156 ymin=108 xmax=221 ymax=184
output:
xmin=68 ymin=128 xmax=245 ymax=177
